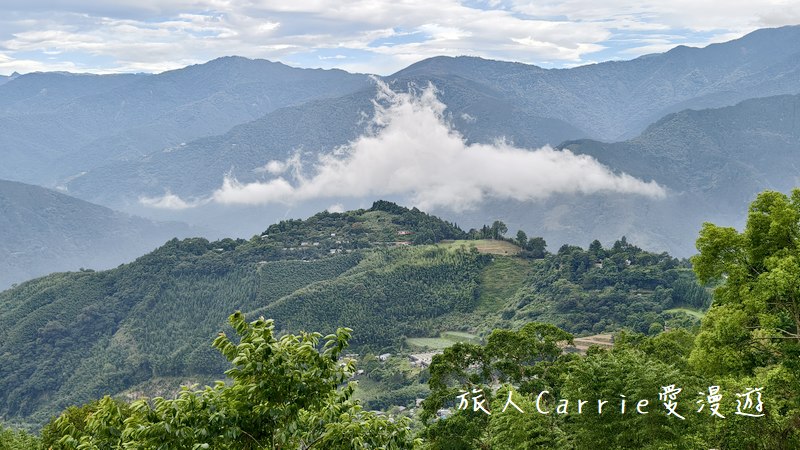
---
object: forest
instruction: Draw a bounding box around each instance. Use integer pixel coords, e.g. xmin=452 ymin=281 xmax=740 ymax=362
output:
xmin=2 ymin=191 xmax=798 ymax=448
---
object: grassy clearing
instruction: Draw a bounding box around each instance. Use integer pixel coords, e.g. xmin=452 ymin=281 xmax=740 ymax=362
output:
xmin=407 ymin=330 xmax=482 ymax=350
xmin=439 ymin=239 xmax=521 ymax=255
xmin=406 ymin=337 xmax=455 ymax=349
xmin=665 ymin=307 xmax=705 ymax=320
xmin=441 ymin=331 xmax=481 ymax=344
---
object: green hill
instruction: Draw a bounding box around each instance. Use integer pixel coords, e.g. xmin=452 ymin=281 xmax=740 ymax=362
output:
xmin=0 ymin=202 xmax=707 ymax=425
xmin=0 ymin=201 xmax=468 ymax=423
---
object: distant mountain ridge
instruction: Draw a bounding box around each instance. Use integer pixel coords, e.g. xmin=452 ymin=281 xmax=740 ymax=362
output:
xmin=3 ymin=26 xmax=800 ymax=257
xmin=472 ymin=92 xmax=800 ymax=257
xmin=0 ymin=71 xmax=145 ymax=116
xmin=564 ymin=93 xmax=800 ymax=202
xmin=0 ymin=71 xmax=19 ymax=86
xmin=394 ymin=25 xmax=800 ymax=140
xmin=54 ymin=26 xmax=798 ymax=212
xmin=0 ymin=179 xmax=195 ymax=289
xmin=61 ymin=26 xmax=800 ymax=206
xmin=0 ymin=57 xmax=371 ymax=185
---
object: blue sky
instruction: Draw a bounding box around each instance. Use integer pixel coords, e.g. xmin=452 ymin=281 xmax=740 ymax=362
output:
xmin=1 ymin=1 xmax=798 ymax=75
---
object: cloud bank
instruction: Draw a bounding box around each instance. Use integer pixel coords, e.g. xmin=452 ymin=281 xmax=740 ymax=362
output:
xmin=194 ymin=81 xmax=665 ymax=211
xmin=3 ymin=1 xmax=797 ymax=74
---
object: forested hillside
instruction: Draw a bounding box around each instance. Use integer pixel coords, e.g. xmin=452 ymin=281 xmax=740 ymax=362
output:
xmin=499 ymin=239 xmax=707 ymax=336
xmin=0 ymin=201 xmax=467 ymax=423
xmin=0 ymin=201 xmax=707 ymax=427
xmin=418 ymin=189 xmax=800 ymax=449
xmin=4 ymin=189 xmax=799 ymax=448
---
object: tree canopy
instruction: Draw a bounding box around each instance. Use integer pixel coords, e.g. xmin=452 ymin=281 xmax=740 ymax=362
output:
xmin=45 ymin=312 xmax=416 ymax=449
xmin=691 ymin=189 xmax=800 ymax=375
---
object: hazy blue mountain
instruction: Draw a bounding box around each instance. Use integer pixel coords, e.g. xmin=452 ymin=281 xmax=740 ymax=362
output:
xmin=0 ymin=71 xmax=145 ymax=116
xmin=68 ymin=91 xmax=372 ymax=204
xmin=5 ymin=26 xmax=800 ymax=257
xmin=67 ymin=73 xmax=586 ymax=204
xmin=453 ymin=93 xmax=800 ymax=257
xmin=394 ymin=25 xmax=800 ymax=140
xmin=0 ymin=179 xmax=197 ymax=290
xmin=63 ymin=26 xmax=800 ymax=211
xmin=565 ymin=93 xmax=800 ymax=205
xmin=0 ymin=57 xmax=371 ymax=185
xmin=0 ymin=71 xmax=19 ymax=87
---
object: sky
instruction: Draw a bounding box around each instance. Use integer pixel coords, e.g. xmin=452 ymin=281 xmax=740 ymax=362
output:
xmin=1 ymin=1 xmax=799 ymax=76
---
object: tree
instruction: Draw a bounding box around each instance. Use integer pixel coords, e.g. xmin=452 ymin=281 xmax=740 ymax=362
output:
xmin=588 ymin=239 xmax=604 ymax=258
xmin=491 ymin=221 xmax=507 ymax=240
xmin=48 ymin=312 xmax=416 ymax=449
xmin=559 ymin=346 xmax=702 ymax=449
xmin=690 ymin=189 xmax=800 ymax=375
xmin=689 ymin=189 xmax=800 ymax=448
xmin=421 ymin=323 xmax=573 ymax=448
xmin=526 ymin=237 xmax=547 ymax=259
xmin=0 ymin=423 xmax=40 ymax=450
xmin=516 ymin=230 xmax=528 ymax=248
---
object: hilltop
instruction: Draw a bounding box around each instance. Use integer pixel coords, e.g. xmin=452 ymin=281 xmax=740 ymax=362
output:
xmin=0 ymin=201 xmax=706 ymax=425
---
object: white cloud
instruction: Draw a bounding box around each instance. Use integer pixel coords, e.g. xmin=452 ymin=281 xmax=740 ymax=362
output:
xmin=254 ymin=160 xmax=289 ymax=175
xmin=138 ymin=191 xmax=205 ymax=209
xmin=202 ymin=81 xmax=665 ymax=211
xmin=0 ymin=1 xmax=611 ymax=75
xmin=327 ymin=203 xmax=345 ymax=213
xmin=1 ymin=1 xmax=794 ymax=75
xmin=507 ymin=0 xmax=798 ymax=31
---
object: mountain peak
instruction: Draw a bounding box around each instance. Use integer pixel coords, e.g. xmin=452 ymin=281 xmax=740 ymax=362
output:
xmin=391 ymin=54 xmax=543 ymax=78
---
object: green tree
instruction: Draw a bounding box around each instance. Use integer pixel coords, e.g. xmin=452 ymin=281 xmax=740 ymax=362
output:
xmin=691 ymin=189 xmax=800 ymax=375
xmin=491 ymin=221 xmax=508 ymax=240
xmin=421 ymin=323 xmax=573 ymax=449
xmin=526 ymin=237 xmax=547 ymax=259
xmin=689 ymin=189 xmax=800 ymax=448
xmin=0 ymin=423 xmax=40 ymax=450
xmin=48 ymin=312 xmax=416 ymax=449
xmin=516 ymin=230 xmax=528 ymax=248
xmin=588 ymin=239 xmax=604 ymax=258
xmin=559 ymin=346 xmax=704 ymax=449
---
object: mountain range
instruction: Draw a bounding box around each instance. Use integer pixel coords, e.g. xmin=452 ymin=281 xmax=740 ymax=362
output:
xmin=0 ymin=71 xmax=20 ymax=87
xmin=3 ymin=25 xmax=798 ymax=427
xmin=474 ymin=92 xmax=800 ymax=256
xmin=2 ymin=25 xmax=800 ymax=272
xmin=0 ymin=179 xmax=194 ymax=289
xmin=60 ymin=26 xmax=800 ymax=208
xmin=0 ymin=58 xmax=371 ymax=185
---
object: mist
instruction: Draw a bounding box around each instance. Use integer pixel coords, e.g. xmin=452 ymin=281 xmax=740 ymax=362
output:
xmin=144 ymin=81 xmax=666 ymax=211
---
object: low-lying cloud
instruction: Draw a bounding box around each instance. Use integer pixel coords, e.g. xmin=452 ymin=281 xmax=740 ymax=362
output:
xmin=142 ymin=81 xmax=666 ymax=211
xmin=139 ymin=191 xmax=202 ymax=210
xmin=212 ymin=81 xmax=664 ymax=210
